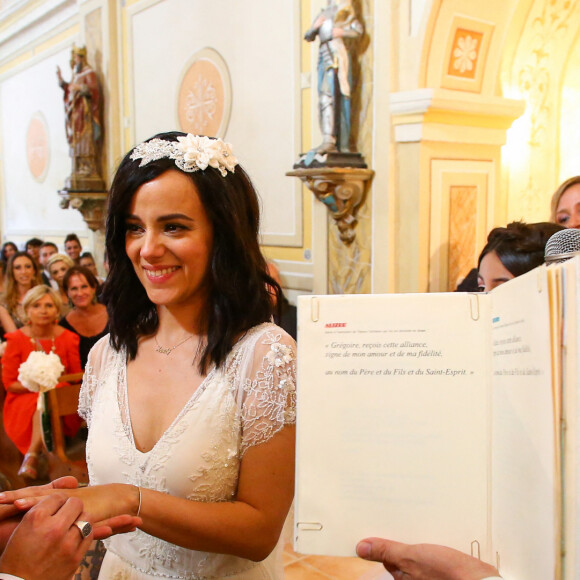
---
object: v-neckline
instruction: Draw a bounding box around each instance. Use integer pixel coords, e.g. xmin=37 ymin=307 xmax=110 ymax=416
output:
xmin=120 ymin=355 xmax=216 ymax=456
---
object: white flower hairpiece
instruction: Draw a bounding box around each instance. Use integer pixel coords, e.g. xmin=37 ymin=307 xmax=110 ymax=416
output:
xmin=130 ymin=134 xmax=238 ymax=177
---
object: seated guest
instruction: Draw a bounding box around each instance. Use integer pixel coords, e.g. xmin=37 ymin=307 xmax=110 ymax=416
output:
xmin=59 ymin=266 xmax=109 ymax=368
xmin=64 ymin=233 xmax=82 ymax=264
xmin=1 ymin=252 xmax=42 ymax=328
xmin=477 ymin=221 xmax=564 ymax=292
xmin=2 ymin=286 xmax=81 ymax=480
xmin=47 ymin=253 xmax=74 ymax=316
xmin=25 ymin=238 xmax=43 ymax=265
xmin=0 ymin=242 xmax=18 ymax=267
xmin=551 ymin=176 xmax=580 ymax=229
xmin=79 ymin=251 xmax=105 ymax=284
xmin=39 ymin=241 xmax=58 ymax=286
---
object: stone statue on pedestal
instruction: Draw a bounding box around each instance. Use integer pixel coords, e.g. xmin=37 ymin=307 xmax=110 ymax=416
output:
xmin=57 ymin=45 xmax=105 ymax=191
xmin=304 ymin=0 xmax=363 ymax=156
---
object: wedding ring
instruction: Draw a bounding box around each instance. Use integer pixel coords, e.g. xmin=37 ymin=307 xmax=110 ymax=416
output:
xmin=74 ymin=519 xmax=92 ymax=538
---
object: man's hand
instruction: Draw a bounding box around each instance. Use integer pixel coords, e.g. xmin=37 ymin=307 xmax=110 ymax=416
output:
xmin=0 ymin=476 xmax=79 ymax=551
xmin=356 ymin=537 xmax=500 ymax=580
xmin=0 ymin=494 xmax=92 ymax=580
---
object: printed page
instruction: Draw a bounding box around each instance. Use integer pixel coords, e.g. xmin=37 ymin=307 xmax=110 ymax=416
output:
xmin=490 ymin=266 xmax=556 ymax=580
xmin=295 ymin=292 xmax=492 ymax=558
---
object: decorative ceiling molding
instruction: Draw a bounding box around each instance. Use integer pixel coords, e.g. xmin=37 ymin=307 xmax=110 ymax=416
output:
xmin=0 ymin=0 xmax=76 ymax=64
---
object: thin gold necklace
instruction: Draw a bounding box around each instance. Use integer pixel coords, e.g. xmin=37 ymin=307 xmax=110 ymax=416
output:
xmin=154 ymin=334 xmax=194 ymax=356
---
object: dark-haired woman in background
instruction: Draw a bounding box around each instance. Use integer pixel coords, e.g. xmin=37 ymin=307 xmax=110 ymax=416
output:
xmin=59 ymin=266 xmax=108 ymax=368
xmin=477 ymin=221 xmax=564 ymax=292
xmin=2 ymin=132 xmax=296 ymax=579
xmin=1 ymin=241 xmax=18 ymax=266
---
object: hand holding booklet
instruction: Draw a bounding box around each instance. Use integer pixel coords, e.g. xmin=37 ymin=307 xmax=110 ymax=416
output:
xmin=295 ymin=257 xmax=580 ymax=580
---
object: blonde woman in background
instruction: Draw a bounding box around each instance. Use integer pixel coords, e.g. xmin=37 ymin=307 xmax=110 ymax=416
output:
xmin=551 ymin=176 xmax=580 ymax=228
xmin=47 ymin=253 xmax=75 ymax=316
xmin=2 ymin=286 xmax=81 ymax=480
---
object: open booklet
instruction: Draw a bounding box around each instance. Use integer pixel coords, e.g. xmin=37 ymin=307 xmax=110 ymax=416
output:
xmin=294 ymin=257 xmax=580 ymax=580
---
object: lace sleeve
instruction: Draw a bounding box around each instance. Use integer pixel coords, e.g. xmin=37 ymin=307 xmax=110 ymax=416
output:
xmin=239 ymin=325 xmax=296 ymax=456
xmin=78 ymin=334 xmax=111 ymax=427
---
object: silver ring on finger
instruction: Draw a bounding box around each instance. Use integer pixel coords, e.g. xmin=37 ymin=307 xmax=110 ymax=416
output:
xmin=74 ymin=519 xmax=92 ymax=539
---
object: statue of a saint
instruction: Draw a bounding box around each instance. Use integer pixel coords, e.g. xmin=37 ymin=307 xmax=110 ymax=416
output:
xmin=57 ymin=45 xmax=105 ymax=191
xmin=305 ymin=0 xmax=363 ymax=154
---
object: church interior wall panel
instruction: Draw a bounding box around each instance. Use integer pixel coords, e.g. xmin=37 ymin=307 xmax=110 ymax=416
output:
xmin=394 ymin=142 xmax=421 ymax=293
xmin=0 ymin=46 xmax=87 ymax=241
xmin=127 ymin=0 xmax=302 ymax=248
xmin=448 ymin=185 xmax=478 ymax=291
xmin=428 ymin=160 xmax=491 ymax=292
xmin=440 ymin=15 xmax=494 ymax=94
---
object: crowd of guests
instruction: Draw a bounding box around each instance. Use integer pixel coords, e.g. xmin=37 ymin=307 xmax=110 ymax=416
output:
xmin=0 ymin=234 xmax=109 ymax=480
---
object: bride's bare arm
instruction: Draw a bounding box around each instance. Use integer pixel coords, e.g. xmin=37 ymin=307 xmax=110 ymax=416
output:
xmin=140 ymin=424 xmax=295 ymax=559
xmin=0 ymin=424 xmax=295 ymax=560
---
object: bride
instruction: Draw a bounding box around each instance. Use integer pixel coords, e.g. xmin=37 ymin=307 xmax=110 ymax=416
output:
xmin=1 ymin=132 xmax=296 ymax=579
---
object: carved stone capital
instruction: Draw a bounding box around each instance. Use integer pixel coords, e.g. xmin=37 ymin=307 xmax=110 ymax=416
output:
xmin=287 ymin=167 xmax=374 ymax=244
xmin=58 ymin=190 xmax=108 ymax=232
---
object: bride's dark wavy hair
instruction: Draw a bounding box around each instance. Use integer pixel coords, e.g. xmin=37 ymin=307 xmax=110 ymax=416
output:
xmin=102 ymin=131 xmax=281 ymax=373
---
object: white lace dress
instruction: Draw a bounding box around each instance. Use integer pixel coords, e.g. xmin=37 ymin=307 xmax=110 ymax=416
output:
xmin=78 ymin=323 xmax=296 ymax=579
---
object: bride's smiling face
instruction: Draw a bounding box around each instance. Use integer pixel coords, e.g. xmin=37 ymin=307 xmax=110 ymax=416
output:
xmin=124 ymin=169 xmax=214 ymax=309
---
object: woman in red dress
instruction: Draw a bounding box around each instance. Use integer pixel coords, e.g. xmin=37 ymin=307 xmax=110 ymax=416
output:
xmin=2 ymin=285 xmax=81 ymax=480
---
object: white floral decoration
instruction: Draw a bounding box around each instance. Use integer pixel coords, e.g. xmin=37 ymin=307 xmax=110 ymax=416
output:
xmin=265 ymin=342 xmax=293 ymax=368
xmin=18 ymin=351 xmax=65 ymax=393
xmin=452 ymin=34 xmax=478 ymax=74
xmin=130 ymin=134 xmax=238 ymax=177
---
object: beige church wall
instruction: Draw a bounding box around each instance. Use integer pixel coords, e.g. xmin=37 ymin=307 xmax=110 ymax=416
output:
xmin=559 ymin=32 xmax=580 ymax=183
xmin=124 ymin=0 xmax=301 ymax=245
xmin=0 ymin=46 xmax=88 ymax=248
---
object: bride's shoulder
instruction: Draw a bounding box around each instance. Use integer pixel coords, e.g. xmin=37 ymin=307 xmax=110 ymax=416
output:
xmin=85 ymin=334 xmax=120 ymax=372
xmin=235 ymin=322 xmax=296 ymax=366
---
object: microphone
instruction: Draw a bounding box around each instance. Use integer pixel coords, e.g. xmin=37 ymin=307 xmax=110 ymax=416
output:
xmin=544 ymin=229 xmax=580 ymax=264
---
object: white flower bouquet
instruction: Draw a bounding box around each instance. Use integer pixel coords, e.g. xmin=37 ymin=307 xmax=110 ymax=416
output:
xmin=18 ymin=351 xmax=65 ymax=393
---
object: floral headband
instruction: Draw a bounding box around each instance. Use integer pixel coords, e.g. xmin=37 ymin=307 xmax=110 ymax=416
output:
xmin=130 ymin=134 xmax=238 ymax=177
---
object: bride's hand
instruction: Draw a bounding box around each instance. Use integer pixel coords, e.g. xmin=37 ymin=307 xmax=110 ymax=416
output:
xmin=0 ymin=483 xmax=140 ymax=524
